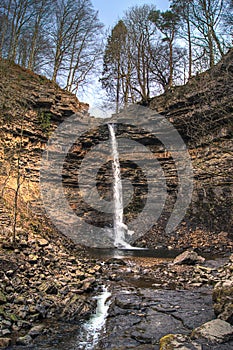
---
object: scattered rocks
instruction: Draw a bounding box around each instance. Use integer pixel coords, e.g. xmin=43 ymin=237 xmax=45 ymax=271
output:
xmin=0 ymin=227 xmax=102 ymax=347
xmin=173 ymin=250 xmax=205 ymax=265
xmin=191 ymin=319 xmax=233 ymax=344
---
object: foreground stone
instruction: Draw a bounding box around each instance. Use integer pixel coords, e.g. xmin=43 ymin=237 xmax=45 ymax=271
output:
xmin=173 ymin=250 xmax=205 ymax=265
xmin=159 ymin=334 xmax=201 ymax=350
xmin=191 ymin=319 xmax=233 ymax=344
xmin=0 ymin=338 xmax=11 ymax=348
xmin=16 ymin=334 xmax=32 ymax=346
xmin=213 ymin=256 xmax=233 ymax=324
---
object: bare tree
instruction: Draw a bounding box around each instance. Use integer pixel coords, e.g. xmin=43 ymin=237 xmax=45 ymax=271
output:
xmin=171 ymin=0 xmax=194 ymax=79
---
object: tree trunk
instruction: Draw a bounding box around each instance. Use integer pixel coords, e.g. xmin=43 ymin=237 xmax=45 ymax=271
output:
xmin=187 ymin=18 xmax=192 ymax=78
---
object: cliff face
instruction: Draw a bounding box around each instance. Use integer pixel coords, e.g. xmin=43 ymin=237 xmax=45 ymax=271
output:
xmin=58 ymin=51 xmax=232 ymax=250
xmin=0 ymin=59 xmax=88 ymax=240
xmin=145 ymin=49 xmax=233 ymax=249
xmin=0 ymin=50 xmax=232 ymax=251
xmin=0 ymin=59 xmax=88 ymax=182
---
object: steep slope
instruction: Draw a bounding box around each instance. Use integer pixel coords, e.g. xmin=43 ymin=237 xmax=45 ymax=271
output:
xmin=0 ymin=58 xmax=88 ymax=233
xmin=0 ymin=61 xmax=103 ymax=346
xmin=142 ymin=49 xmax=233 ymax=250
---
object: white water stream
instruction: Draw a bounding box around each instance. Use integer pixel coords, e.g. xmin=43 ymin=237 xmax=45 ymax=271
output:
xmin=78 ymin=286 xmax=111 ymax=349
xmin=108 ymin=124 xmax=133 ymax=249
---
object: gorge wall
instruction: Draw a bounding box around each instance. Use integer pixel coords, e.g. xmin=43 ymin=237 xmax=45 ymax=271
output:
xmin=0 ymin=50 xmax=232 ymax=251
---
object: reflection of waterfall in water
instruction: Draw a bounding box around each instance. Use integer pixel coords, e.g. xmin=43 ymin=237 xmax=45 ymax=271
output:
xmin=79 ymin=286 xmax=111 ymax=349
xmin=108 ymin=124 xmax=133 ymax=248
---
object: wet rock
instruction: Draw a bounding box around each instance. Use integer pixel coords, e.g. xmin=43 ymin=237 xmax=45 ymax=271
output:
xmin=173 ymin=250 xmax=205 ymax=265
xmin=106 ymin=258 xmax=127 ymax=266
xmin=191 ymin=319 xmax=233 ymax=343
xmin=159 ymin=334 xmax=202 ymax=349
xmin=0 ymin=338 xmax=11 ymax=348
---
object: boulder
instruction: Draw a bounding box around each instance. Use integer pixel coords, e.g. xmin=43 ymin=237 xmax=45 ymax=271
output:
xmin=191 ymin=319 xmax=233 ymax=343
xmin=173 ymin=250 xmax=205 ymax=265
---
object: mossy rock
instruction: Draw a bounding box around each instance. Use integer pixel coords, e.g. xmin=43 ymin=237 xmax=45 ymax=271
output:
xmin=159 ymin=334 xmax=176 ymax=349
xmin=9 ymin=313 xmax=18 ymax=322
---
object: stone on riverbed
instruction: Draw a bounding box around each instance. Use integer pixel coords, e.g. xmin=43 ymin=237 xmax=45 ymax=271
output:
xmin=159 ymin=334 xmax=202 ymax=349
xmin=173 ymin=250 xmax=205 ymax=265
xmin=191 ymin=319 xmax=233 ymax=343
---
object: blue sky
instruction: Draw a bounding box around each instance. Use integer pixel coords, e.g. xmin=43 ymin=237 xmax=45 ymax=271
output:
xmin=92 ymin=0 xmax=170 ymax=28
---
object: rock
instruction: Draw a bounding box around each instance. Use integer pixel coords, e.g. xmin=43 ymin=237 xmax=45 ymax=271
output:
xmin=173 ymin=250 xmax=205 ymax=265
xmin=28 ymin=254 xmax=39 ymax=264
xmin=0 ymin=292 xmax=6 ymax=305
xmin=80 ymin=277 xmax=96 ymax=292
xmin=16 ymin=334 xmax=33 ymax=345
xmin=159 ymin=334 xmax=202 ymax=350
xmin=106 ymin=258 xmax=127 ymax=266
xmin=0 ymin=338 xmax=11 ymax=348
xmin=191 ymin=319 xmax=233 ymax=343
xmin=45 ymin=284 xmax=58 ymax=295
xmin=37 ymin=239 xmax=49 ymax=247
xmin=213 ymin=279 xmax=233 ymax=324
xmin=15 ymin=296 xmax=25 ymax=304
xmin=1 ymin=329 xmax=11 ymax=336
xmin=28 ymin=324 xmax=45 ymax=338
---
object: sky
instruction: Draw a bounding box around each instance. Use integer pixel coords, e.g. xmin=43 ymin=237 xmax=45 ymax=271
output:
xmin=92 ymin=0 xmax=170 ymax=28
xmin=82 ymin=0 xmax=170 ymax=117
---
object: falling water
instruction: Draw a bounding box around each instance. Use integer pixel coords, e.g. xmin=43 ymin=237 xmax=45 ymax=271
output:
xmin=79 ymin=286 xmax=111 ymax=349
xmin=108 ymin=124 xmax=132 ymax=248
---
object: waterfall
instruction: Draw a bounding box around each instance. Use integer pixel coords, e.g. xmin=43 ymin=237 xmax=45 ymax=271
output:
xmin=108 ymin=124 xmax=132 ymax=248
xmin=79 ymin=286 xmax=111 ymax=349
